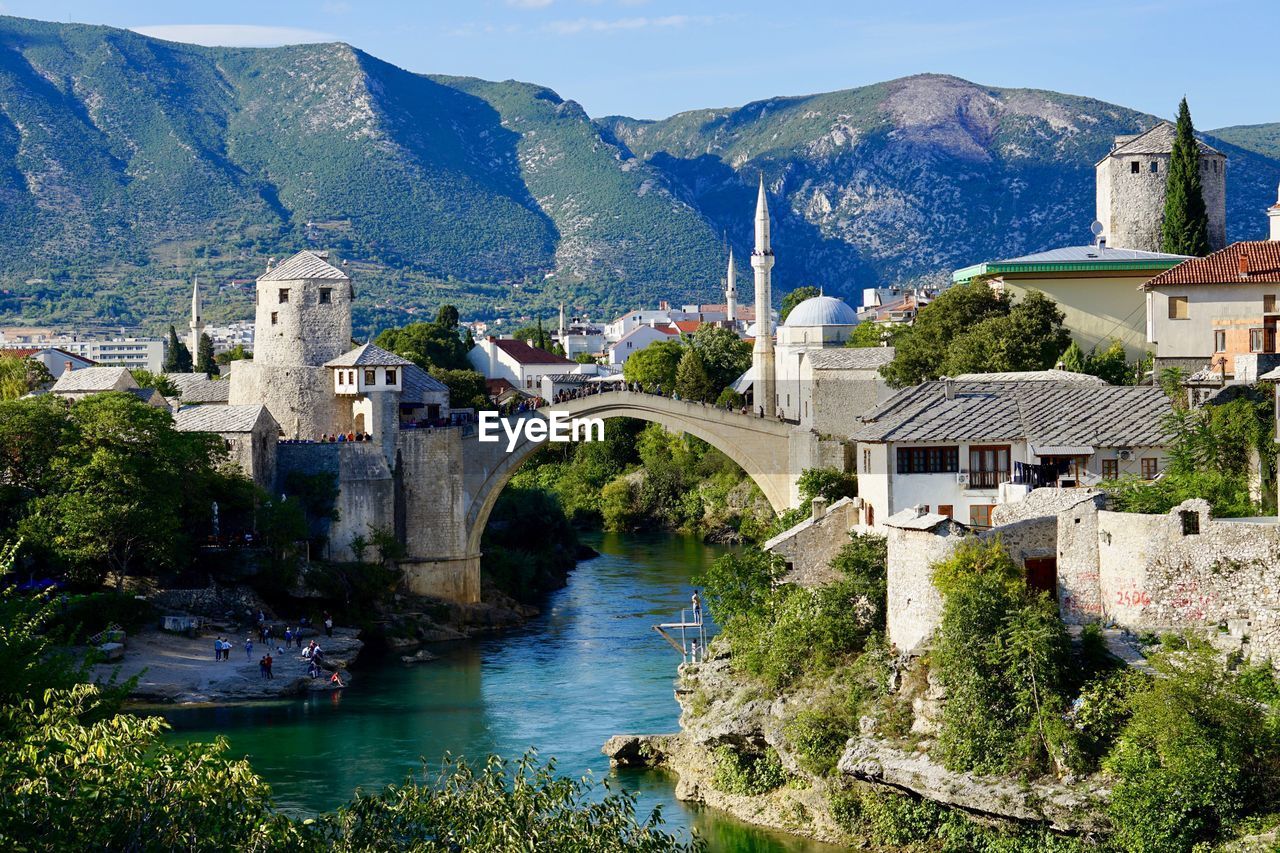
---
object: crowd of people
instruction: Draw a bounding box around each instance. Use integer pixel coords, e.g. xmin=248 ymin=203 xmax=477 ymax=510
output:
xmin=207 ymin=610 xmax=346 ymax=687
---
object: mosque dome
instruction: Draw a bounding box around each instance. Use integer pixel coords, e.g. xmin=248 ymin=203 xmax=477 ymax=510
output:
xmin=783 ymin=295 xmax=858 ymax=327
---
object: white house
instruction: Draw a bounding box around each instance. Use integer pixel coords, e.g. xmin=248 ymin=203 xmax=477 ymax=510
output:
xmin=1 ymin=346 xmax=95 ymax=379
xmin=849 ymin=376 xmax=1174 ymax=529
xmin=606 ymin=324 xmax=678 ymax=366
xmin=468 ymin=336 xmax=576 ymax=392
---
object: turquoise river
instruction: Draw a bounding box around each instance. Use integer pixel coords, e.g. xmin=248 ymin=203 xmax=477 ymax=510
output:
xmin=162 ymin=531 xmax=844 ymax=852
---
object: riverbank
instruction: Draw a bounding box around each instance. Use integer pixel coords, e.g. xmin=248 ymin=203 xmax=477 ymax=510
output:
xmin=93 ymin=627 xmax=362 ymax=704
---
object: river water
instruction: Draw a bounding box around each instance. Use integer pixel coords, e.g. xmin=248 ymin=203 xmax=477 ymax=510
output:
xmin=162 ymin=531 xmax=844 ymax=852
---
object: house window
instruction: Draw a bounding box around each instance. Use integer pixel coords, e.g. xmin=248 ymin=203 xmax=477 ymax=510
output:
xmin=1180 ymin=510 xmax=1200 ymax=536
xmin=385 ymin=368 xmax=397 ymax=385
xmin=270 ymin=312 xmax=278 ymax=326
xmin=1168 ymin=295 xmax=1189 ymax=320
xmin=365 ymin=369 xmax=377 ymax=385
xmin=1130 ymin=161 xmax=1140 ymax=174
xmin=896 ymin=446 xmax=959 ymax=474
xmin=1214 ymin=330 xmax=1226 ymax=352
xmin=1102 ymin=459 xmax=1119 ymax=479
xmin=937 ymin=504 xmax=953 ymax=519
xmin=863 ymin=448 xmax=871 ymax=473
xmin=1266 ymin=295 xmax=1278 ymax=314
xmin=968 ymin=444 xmax=1011 ymax=489
xmin=279 ymin=288 xmax=289 ymax=303
xmin=1251 ymin=328 xmax=1267 ymax=353
xmin=1141 ymin=457 xmax=1159 ymax=479
xmin=969 ymin=504 xmax=995 ymax=528
xmin=1149 ymin=161 xmax=1158 ymax=173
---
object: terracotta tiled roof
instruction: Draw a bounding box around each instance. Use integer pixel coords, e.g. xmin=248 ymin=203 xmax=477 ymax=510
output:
xmin=489 ymin=337 xmax=573 ymax=365
xmin=1 ymin=346 xmax=95 ymax=364
xmin=671 ymin=320 xmax=701 ymax=334
xmin=1143 ymin=241 xmax=1280 ymax=288
xmin=655 ymin=325 xmax=679 ymax=335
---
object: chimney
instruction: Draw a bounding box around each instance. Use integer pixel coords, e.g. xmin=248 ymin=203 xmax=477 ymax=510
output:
xmin=811 ymin=496 xmax=829 ymax=521
xmin=266 ymin=257 xmax=276 ymax=271
xmin=1239 ymin=252 xmax=1250 ymax=278
xmin=944 ymin=378 xmax=956 ymax=400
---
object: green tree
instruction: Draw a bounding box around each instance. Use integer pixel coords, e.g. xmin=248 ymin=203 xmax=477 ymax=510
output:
xmin=0 ymin=397 xmax=69 ymax=528
xmin=428 ymin=366 xmax=487 ymax=409
xmin=214 ymin=343 xmax=252 ymax=366
xmin=435 ymin=303 xmax=460 ymax=329
xmin=1059 ymin=341 xmax=1087 ymax=373
xmin=622 ymin=340 xmax=684 ymax=394
xmin=0 ymin=354 xmax=52 ymax=400
xmin=847 ymin=321 xmax=904 ymax=349
xmin=880 ymin=281 xmax=1010 ymax=387
xmin=780 ymin=286 xmax=821 ymax=323
xmin=691 ymin=324 xmax=751 ymax=392
xmin=195 ymin=332 xmax=217 ymax=378
xmin=1161 ymin=99 xmax=1211 ymax=256
xmin=163 ymin=325 xmax=192 ymax=373
xmin=129 ymin=369 xmax=179 ymax=398
xmin=939 ymin=290 xmax=1071 ymax=377
xmin=674 ymin=347 xmax=716 ymax=402
xmin=375 ymin=321 xmax=470 ymax=372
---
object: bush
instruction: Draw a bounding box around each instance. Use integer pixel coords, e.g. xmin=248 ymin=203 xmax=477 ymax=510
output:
xmin=1104 ymin=637 xmax=1280 ymax=852
xmin=710 ymin=746 xmax=788 ymax=796
xmin=784 ymin=704 xmax=851 ymax=777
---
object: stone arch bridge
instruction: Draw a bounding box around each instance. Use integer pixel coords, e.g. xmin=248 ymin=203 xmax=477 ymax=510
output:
xmin=390 ymin=391 xmax=840 ymax=603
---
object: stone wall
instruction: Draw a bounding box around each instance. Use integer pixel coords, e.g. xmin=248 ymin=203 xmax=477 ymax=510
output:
xmin=765 ymin=497 xmax=859 ymax=587
xmin=230 ymin=360 xmax=344 ymax=440
xmin=253 ymin=275 xmax=352 ymax=368
xmin=1099 ymin=151 xmax=1226 ymax=252
xmin=276 ymin=442 xmax=395 ymax=563
xmin=396 ymin=428 xmax=477 ymax=602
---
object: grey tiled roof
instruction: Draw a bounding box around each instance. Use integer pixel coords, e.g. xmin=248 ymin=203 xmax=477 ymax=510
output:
xmin=850 ymin=380 xmax=1173 ymax=447
xmin=401 ymin=363 xmax=448 ymax=405
xmin=951 ymin=369 xmax=1106 ymax=384
xmin=129 ymin=387 xmax=167 ymax=406
xmin=50 ymin=366 xmax=134 ymax=393
xmin=1107 ymin=121 xmax=1223 ymax=158
xmin=260 ymin=250 xmax=349 ymax=282
xmin=324 ymin=343 xmax=414 ymax=368
xmin=173 ymin=404 xmax=276 ymax=434
xmin=165 ymin=372 xmax=230 ymax=403
xmin=884 ymin=508 xmax=954 ymax=530
xmin=808 ymin=347 xmax=895 ymax=370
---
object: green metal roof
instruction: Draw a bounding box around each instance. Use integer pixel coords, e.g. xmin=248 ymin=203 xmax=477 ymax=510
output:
xmin=952 ymin=257 xmax=1184 ymax=283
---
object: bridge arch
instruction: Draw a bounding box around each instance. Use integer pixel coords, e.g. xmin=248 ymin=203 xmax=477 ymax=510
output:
xmin=462 ymin=391 xmax=800 ymax=560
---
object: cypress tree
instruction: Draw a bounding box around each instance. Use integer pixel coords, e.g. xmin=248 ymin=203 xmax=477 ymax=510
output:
xmin=195 ymin=333 xmax=217 ymax=378
xmin=163 ymin=325 xmax=193 ymax=373
xmin=1161 ymin=98 xmax=1211 ymax=256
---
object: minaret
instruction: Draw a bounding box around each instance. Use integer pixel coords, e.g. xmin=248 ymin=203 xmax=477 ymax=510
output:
xmin=188 ymin=275 xmax=204 ymax=361
xmin=558 ymin=302 xmax=566 ymax=341
xmin=725 ymin=249 xmax=737 ymax=323
xmin=750 ymin=175 xmax=776 ymax=417
xmin=1269 ymin=182 xmax=1280 ymax=242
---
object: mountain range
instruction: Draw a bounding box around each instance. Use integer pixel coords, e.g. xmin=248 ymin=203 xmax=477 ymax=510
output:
xmin=0 ymin=14 xmax=1276 ymax=336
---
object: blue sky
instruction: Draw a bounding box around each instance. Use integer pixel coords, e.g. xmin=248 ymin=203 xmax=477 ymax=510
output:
xmin=2 ymin=0 xmax=1274 ymax=128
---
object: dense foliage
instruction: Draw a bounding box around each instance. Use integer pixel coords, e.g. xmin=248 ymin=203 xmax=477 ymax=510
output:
xmin=374 ymin=310 xmax=489 ymax=408
xmin=1161 ymin=98 xmax=1212 ymax=256
xmin=2 ymin=393 xmax=255 ymax=587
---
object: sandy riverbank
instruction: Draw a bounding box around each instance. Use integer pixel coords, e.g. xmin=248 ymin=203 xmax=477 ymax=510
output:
xmin=92 ymin=627 xmax=363 ymax=704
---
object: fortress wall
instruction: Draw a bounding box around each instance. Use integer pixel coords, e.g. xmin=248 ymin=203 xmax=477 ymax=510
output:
xmin=395 ymin=429 xmax=478 ymax=603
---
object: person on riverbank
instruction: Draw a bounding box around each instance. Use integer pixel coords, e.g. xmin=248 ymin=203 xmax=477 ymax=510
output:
xmin=244 ymin=637 xmax=253 ymax=661
xmin=284 ymin=626 xmax=293 ymax=648
xmin=330 ymin=671 xmax=344 ymax=688
xmin=324 ymin=613 xmax=333 ymax=638
xmin=264 ymin=653 xmax=274 ymax=679
xmin=213 ymin=637 xmax=221 ymax=661
xmin=258 ymin=656 xmax=268 ymax=679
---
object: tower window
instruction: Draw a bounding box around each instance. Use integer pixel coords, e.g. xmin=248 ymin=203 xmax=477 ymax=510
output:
xmin=279 ymin=288 xmax=289 ymax=303
xmin=365 ymin=369 xmax=377 ymax=385
xmin=270 ymin=312 xmax=278 ymax=326
xmin=385 ymin=368 xmax=397 ymax=385
xmin=1149 ymin=161 xmax=1158 ymax=173
xmin=1130 ymin=161 xmax=1140 ymax=174
xmin=319 ymin=288 xmax=332 ymax=304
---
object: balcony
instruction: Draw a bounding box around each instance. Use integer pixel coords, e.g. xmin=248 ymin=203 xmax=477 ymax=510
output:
xmin=966 ymin=470 xmax=1007 ymax=490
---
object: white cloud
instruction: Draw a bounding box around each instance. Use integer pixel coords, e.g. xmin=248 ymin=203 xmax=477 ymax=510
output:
xmin=543 ymin=14 xmax=711 ymax=35
xmin=506 ymin=0 xmax=554 ymax=8
xmin=129 ymin=24 xmax=337 ymax=47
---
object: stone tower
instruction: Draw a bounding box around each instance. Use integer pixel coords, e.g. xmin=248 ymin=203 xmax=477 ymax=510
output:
xmin=228 ymin=250 xmax=353 ymax=438
xmin=1095 ymin=121 xmax=1226 ymax=253
xmin=751 ymin=175 xmax=776 ymax=417
xmin=725 ymin=248 xmax=737 ymax=323
xmin=188 ymin=276 xmax=204 ymax=358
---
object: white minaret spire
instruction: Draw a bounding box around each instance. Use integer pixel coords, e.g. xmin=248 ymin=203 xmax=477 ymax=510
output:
xmin=1269 ymin=181 xmax=1280 ymax=242
xmin=558 ymin=302 xmax=566 ymax=341
xmin=725 ymin=248 xmax=737 ymax=323
xmin=750 ymin=174 xmax=776 ymax=417
xmin=188 ymin=275 xmax=204 ymax=362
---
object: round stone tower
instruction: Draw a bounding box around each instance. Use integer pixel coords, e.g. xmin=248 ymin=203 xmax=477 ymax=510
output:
xmin=1095 ymin=121 xmax=1226 ymax=253
xmin=229 ymin=250 xmax=354 ymax=439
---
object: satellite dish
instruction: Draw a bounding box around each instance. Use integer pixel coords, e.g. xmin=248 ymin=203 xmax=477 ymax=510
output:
xmin=1090 ymin=220 xmax=1105 ymax=237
